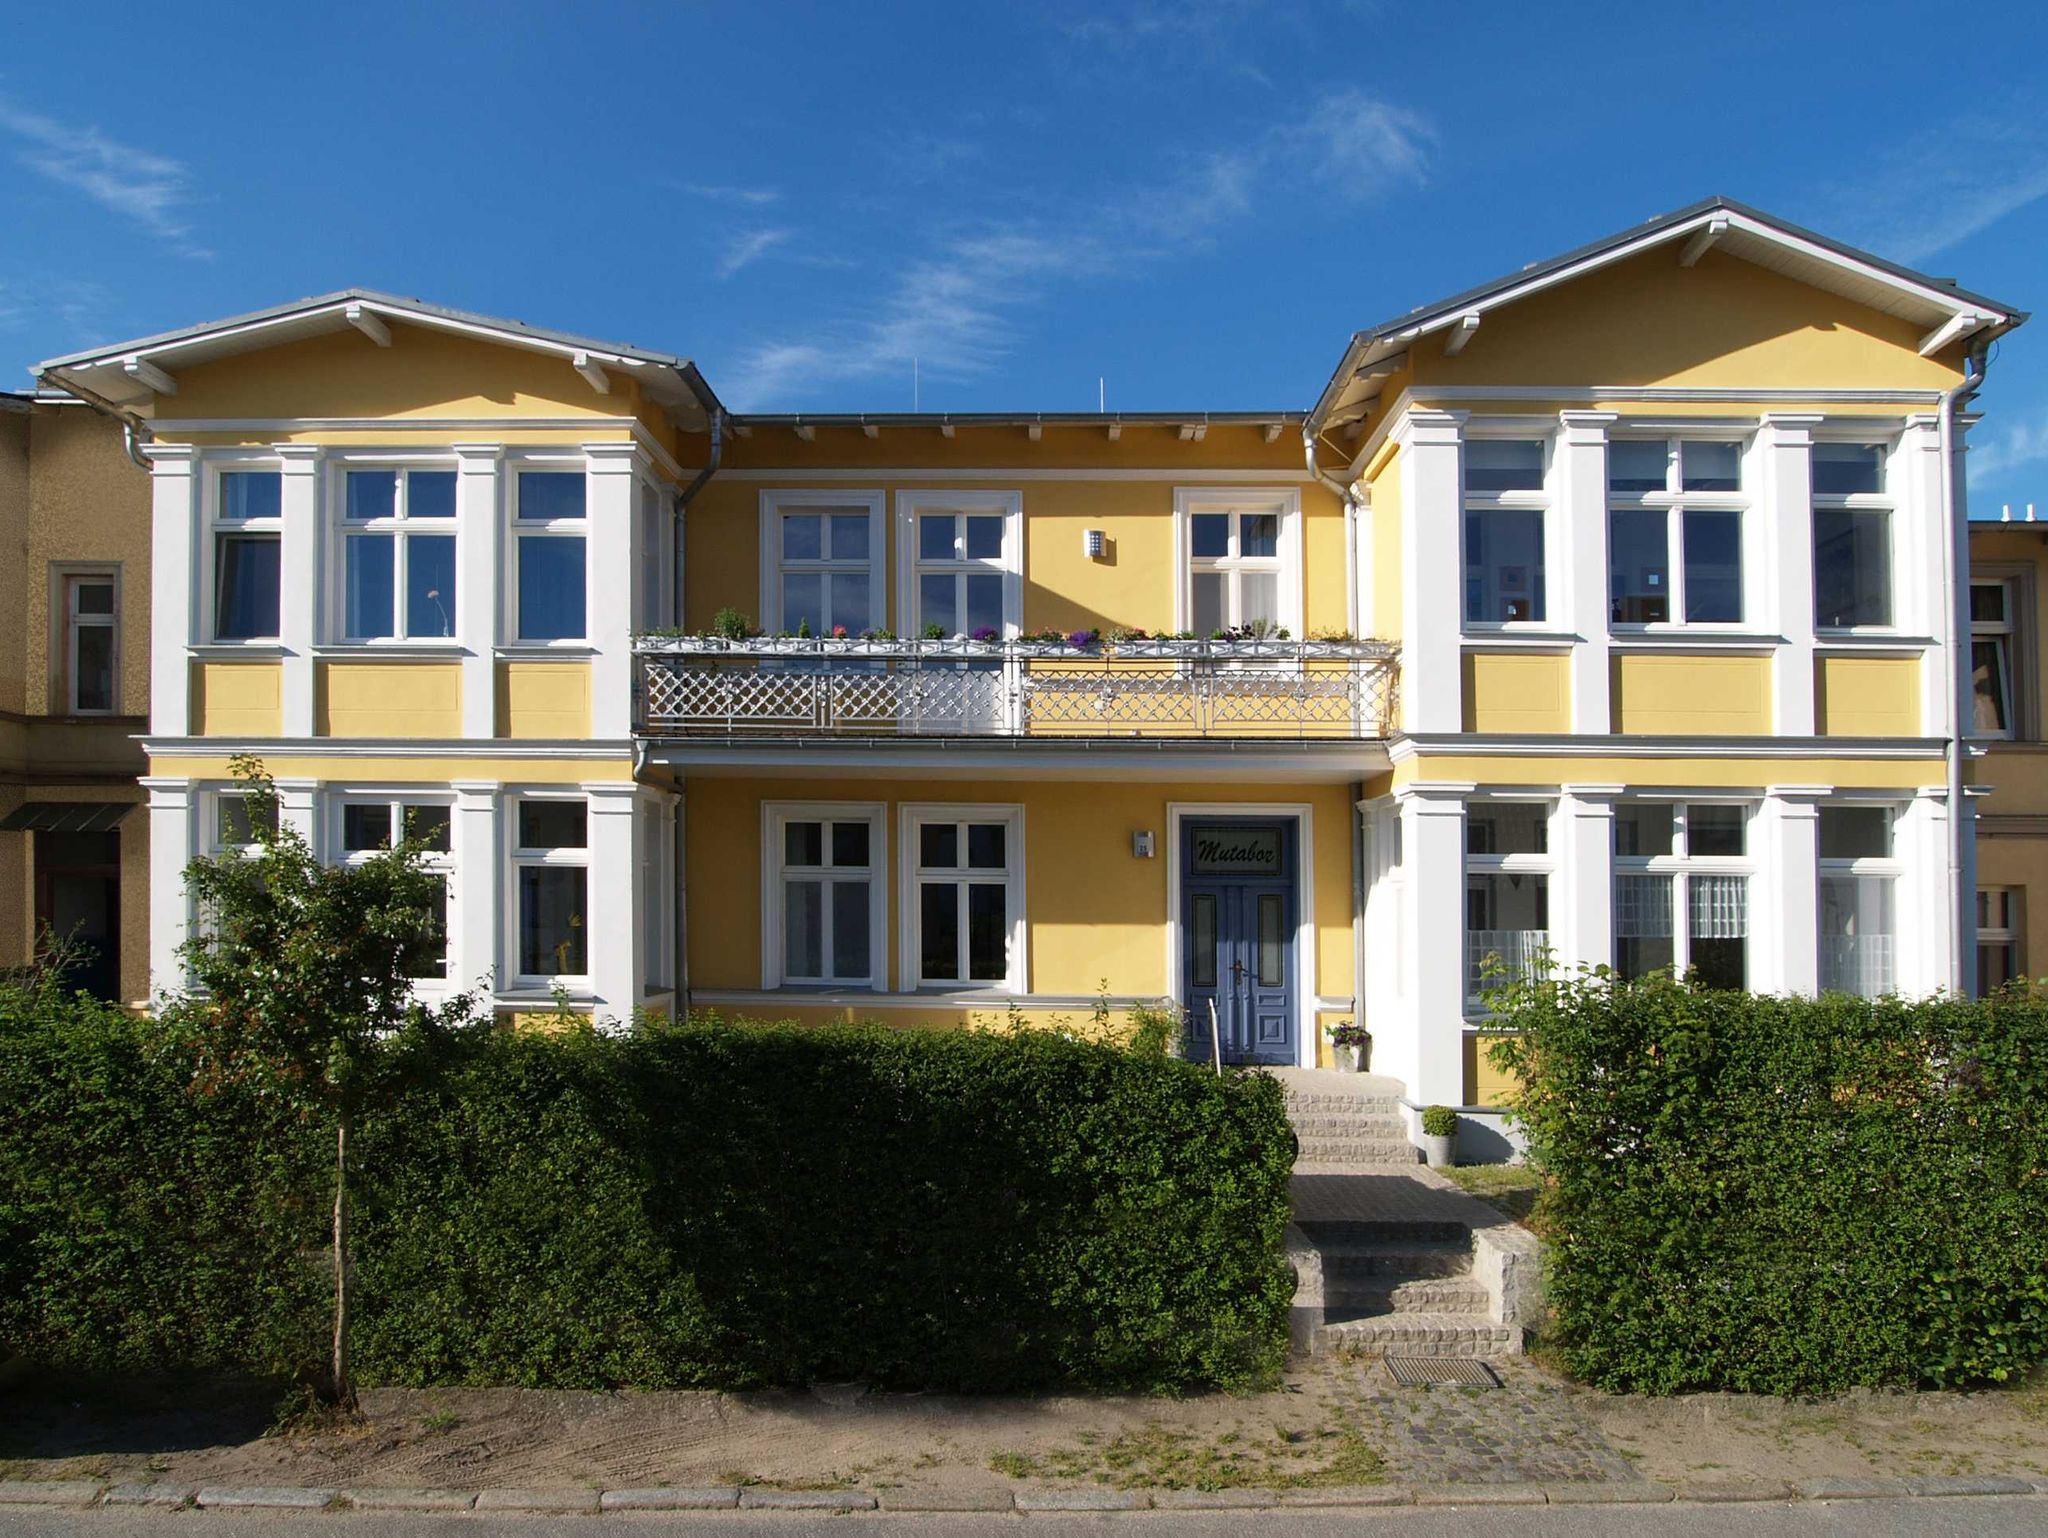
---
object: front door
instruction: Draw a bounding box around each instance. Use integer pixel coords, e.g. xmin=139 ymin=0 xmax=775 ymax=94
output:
xmin=1182 ymin=819 xmax=1296 ymax=1065
xmin=36 ymin=831 xmax=120 ymax=1001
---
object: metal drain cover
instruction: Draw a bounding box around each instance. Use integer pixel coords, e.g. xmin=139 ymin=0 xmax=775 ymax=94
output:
xmin=1384 ymin=1357 xmax=1501 ymax=1388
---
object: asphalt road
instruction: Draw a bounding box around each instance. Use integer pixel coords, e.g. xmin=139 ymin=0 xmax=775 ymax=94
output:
xmin=3 ymin=1500 xmax=2046 ymax=1536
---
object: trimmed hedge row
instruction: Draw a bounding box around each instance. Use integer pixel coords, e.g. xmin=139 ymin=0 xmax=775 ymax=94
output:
xmin=1492 ymin=973 xmax=2048 ymax=1394
xmin=0 ymin=991 xmax=1293 ymax=1393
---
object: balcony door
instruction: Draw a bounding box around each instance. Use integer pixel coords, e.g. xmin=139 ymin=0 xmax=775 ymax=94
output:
xmin=897 ymin=492 xmax=1021 ymax=733
xmin=1180 ymin=817 xmax=1297 ymax=1066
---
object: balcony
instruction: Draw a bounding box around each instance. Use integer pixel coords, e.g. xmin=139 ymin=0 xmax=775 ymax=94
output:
xmin=635 ymin=636 xmax=1399 ymax=741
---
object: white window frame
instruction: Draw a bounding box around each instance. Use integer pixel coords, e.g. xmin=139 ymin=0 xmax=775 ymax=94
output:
xmin=330 ymin=791 xmax=455 ymax=989
xmin=1459 ymin=432 xmax=1552 ymax=631
xmin=1811 ymin=437 xmax=1897 ymax=634
xmin=505 ymin=457 xmax=590 ymax=648
xmin=1970 ymin=568 xmax=2036 ymax=740
xmin=505 ymin=790 xmax=591 ymax=989
xmin=1818 ymin=802 xmax=1901 ymax=998
xmin=896 ymin=490 xmax=1023 ymax=639
xmin=761 ymin=801 xmax=887 ymax=990
xmin=203 ymin=458 xmax=285 ymax=645
xmin=898 ymin=802 xmax=1027 ymax=993
xmin=1173 ymin=488 xmax=1302 ymax=638
xmin=637 ymin=481 xmax=678 ymax=636
xmin=53 ymin=564 xmax=120 ymax=715
xmin=1605 ymin=434 xmax=1749 ymax=631
xmin=324 ymin=458 xmax=462 ymax=646
xmin=1464 ymin=798 xmax=1555 ymax=1010
xmin=638 ymin=794 xmax=678 ymax=996
xmin=1977 ymin=886 xmax=2023 ymax=991
xmin=201 ymin=785 xmax=276 ymax=856
xmin=759 ymin=488 xmax=888 ymax=636
xmin=1613 ymin=800 xmax=1754 ymax=983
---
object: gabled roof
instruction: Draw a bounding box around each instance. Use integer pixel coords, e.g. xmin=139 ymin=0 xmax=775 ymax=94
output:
xmin=1307 ymin=196 xmax=2028 ymax=435
xmin=34 ymin=288 xmax=724 ymax=430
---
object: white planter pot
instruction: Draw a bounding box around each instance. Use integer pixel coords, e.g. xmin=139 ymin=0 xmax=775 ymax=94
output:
xmin=1421 ymin=1132 xmax=1457 ymax=1168
xmin=1332 ymin=1044 xmax=1361 ymax=1073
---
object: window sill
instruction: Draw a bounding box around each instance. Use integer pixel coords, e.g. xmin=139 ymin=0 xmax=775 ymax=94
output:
xmin=313 ymin=643 xmax=472 ymax=658
xmin=1813 ymin=631 xmax=1937 ymax=649
xmin=1609 ymin=630 xmax=1785 ymax=650
xmin=494 ymin=643 xmax=598 ymax=659
xmin=190 ymin=642 xmax=287 ymax=658
xmin=1460 ymin=629 xmax=1581 ymax=648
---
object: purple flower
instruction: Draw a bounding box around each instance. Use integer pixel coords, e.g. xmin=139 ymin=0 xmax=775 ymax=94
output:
xmin=971 ymin=626 xmax=1000 ymax=643
xmin=1066 ymin=628 xmax=1099 ymax=649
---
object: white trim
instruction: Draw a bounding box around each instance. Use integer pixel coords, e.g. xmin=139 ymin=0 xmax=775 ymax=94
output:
xmin=142 ymin=736 xmax=632 ymax=759
xmin=758 ymin=489 xmax=888 ymax=635
xmin=1172 ymin=487 xmax=1302 ymax=637
xmin=724 ymin=467 xmax=1315 ymax=483
xmin=1165 ymin=802 xmax=1317 ymax=1070
xmin=149 ymin=419 xmax=688 ymax=482
xmin=760 ymin=800 xmax=887 ymax=991
xmin=894 ymin=489 xmax=1024 ymax=641
xmin=896 ymin=802 xmax=1027 ymax=993
xmin=1387 ymin=734 xmax=1943 ymax=760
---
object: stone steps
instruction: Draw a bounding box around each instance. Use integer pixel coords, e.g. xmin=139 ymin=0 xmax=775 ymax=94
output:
xmin=1330 ymin=1276 xmax=1492 ymax=1314
xmin=1294 ymin=1138 xmax=1420 ymax=1165
xmin=1318 ymin=1312 xmax=1523 ymax=1357
xmin=1286 ymin=1113 xmax=1411 ymax=1138
xmin=1313 ymin=1240 xmax=1475 ymax=1281
xmin=1283 ymin=1094 xmax=1402 ymax=1114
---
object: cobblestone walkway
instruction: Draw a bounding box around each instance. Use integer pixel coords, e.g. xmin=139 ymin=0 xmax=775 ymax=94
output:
xmin=1355 ymin=1373 xmax=1637 ymax=1486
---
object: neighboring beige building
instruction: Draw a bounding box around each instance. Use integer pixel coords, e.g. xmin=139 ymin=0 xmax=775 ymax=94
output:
xmin=0 ymin=392 xmax=150 ymax=1003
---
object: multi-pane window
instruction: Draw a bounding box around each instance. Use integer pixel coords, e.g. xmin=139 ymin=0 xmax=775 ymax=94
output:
xmin=59 ymin=571 xmax=117 ymax=713
xmin=905 ymin=806 xmax=1022 ymax=989
xmin=1819 ymin=805 xmax=1897 ymax=998
xmin=766 ymin=804 xmax=882 ymax=987
xmin=208 ymin=789 xmax=278 ymax=854
xmin=1812 ymin=442 xmax=1892 ymax=628
xmin=1978 ymin=888 xmax=2023 ymax=991
xmin=513 ymin=470 xmax=587 ymax=642
xmin=1463 ymin=438 xmax=1547 ymax=624
xmin=337 ymin=797 xmax=452 ymax=982
xmin=339 ymin=467 xmax=457 ymax=641
xmin=761 ymin=495 xmax=872 ymax=634
xmin=1972 ymin=578 xmax=2018 ymax=738
xmin=911 ymin=507 xmax=1009 ymax=638
xmin=511 ymin=797 xmax=587 ymax=981
xmin=1613 ymin=801 xmax=1749 ymax=989
xmin=1464 ymin=801 xmax=1551 ymax=1005
xmin=1607 ymin=438 xmax=1744 ymax=625
xmin=1187 ymin=502 xmax=1283 ymax=635
xmin=214 ymin=469 xmax=282 ymax=641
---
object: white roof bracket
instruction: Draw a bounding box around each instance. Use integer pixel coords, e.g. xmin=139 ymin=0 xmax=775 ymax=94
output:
xmin=1678 ymin=217 xmax=1729 ymax=268
xmin=571 ymin=351 xmax=611 ymax=394
xmin=344 ymin=303 xmax=391 ymax=347
xmin=120 ymin=356 xmax=177 ymax=395
xmin=1919 ymin=310 xmax=1986 ymax=358
xmin=1442 ymin=312 xmax=1481 ymax=357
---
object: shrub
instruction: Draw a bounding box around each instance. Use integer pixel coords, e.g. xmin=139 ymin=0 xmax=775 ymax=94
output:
xmin=1 ymin=1008 xmax=1293 ymax=1394
xmin=1490 ymin=970 xmax=2048 ymax=1393
xmin=710 ymin=607 xmax=751 ymax=640
xmin=1420 ymin=1104 xmax=1458 ymax=1138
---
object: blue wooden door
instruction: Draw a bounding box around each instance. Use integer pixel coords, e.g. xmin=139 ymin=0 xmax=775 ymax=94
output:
xmin=1182 ymin=820 xmax=1296 ymax=1066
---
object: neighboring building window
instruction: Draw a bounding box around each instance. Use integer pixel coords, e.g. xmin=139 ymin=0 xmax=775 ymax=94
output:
xmin=1607 ymin=438 xmax=1745 ymax=625
xmin=337 ymin=796 xmax=452 ymax=981
xmin=1462 ymin=438 xmax=1547 ymax=624
xmin=59 ymin=570 xmax=118 ymax=714
xmin=512 ymin=470 xmax=587 ymax=642
xmin=1613 ymin=801 xmax=1749 ymax=989
xmin=1465 ymin=801 xmax=1551 ymax=1005
xmin=1979 ymin=887 xmax=2023 ymax=991
xmin=903 ymin=804 xmax=1024 ymax=990
xmin=214 ymin=469 xmax=282 ymax=641
xmin=1818 ymin=805 xmax=1898 ymax=998
xmin=1971 ymin=578 xmax=2017 ymax=738
xmin=511 ymin=797 xmax=587 ymax=981
xmin=1812 ymin=442 xmax=1892 ymax=628
xmin=337 ymin=467 xmax=457 ymax=641
xmin=765 ymin=802 xmax=884 ymax=988
xmin=760 ymin=491 xmax=885 ymax=636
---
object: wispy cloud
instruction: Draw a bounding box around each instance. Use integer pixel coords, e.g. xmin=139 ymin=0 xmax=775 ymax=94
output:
xmin=0 ymin=277 xmax=115 ymax=339
xmin=673 ymin=180 xmax=782 ymax=207
xmin=1970 ymin=403 xmax=2048 ymax=487
xmin=717 ymin=228 xmax=793 ymax=279
xmin=1830 ymin=110 xmax=2048 ymax=265
xmin=721 ymin=88 xmax=1433 ymax=409
xmin=0 ymin=98 xmax=208 ymax=258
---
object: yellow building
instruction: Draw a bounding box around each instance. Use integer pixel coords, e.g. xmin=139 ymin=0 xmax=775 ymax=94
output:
xmin=23 ymin=196 xmax=2027 ymax=1156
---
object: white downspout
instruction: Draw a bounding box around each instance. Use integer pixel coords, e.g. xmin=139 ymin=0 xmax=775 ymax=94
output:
xmin=1940 ymin=342 xmax=1989 ymax=996
xmin=1305 ymin=431 xmax=1362 ymax=638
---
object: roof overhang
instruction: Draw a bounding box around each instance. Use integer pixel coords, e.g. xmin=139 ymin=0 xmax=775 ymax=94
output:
xmin=1307 ymin=196 xmax=2029 ymax=439
xmin=33 ymin=289 xmax=722 ymax=432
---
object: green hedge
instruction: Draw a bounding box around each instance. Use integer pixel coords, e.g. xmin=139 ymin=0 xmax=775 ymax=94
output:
xmin=1492 ymin=973 xmax=2048 ymax=1394
xmin=0 ymin=994 xmax=1293 ymax=1393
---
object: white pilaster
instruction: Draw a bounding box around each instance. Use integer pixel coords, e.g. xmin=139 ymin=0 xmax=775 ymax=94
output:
xmin=1392 ymin=781 xmax=1471 ymax=1106
xmin=276 ymin=445 xmax=322 ymax=737
xmin=142 ymin=777 xmax=192 ymax=998
xmin=1557 ymin=784 xmax=1620 ymax=972
xmin=1758 ymin=415 xmax=1821 ymax=736
xmin=584 ymin=444 xmax=642 ymax=740
xmin=453 ymin=445 xmax=502 ymax=740
xmin=1902 ymin=787 xmax=1959 ymax=997
xmin=1395 ymin=410 xmax=1467 ymax=735
xmin=451 ymin=781 xmax=499 ymax=997
xmin=145 ymin=447 xmax=198 ymax=736
xmin=1761 ymin=786 xmax=1825 ymax=996
xmin=585 ymin=781 xmax=639 ymax=1025
xmin=1558 ymin=413 xmax=1617 ymax=734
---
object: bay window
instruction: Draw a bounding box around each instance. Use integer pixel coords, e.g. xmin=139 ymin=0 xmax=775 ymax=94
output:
xmin=902 ymin=804 xmax=1024 ymax=990
xmin=1465 ymin=801 xmax=1551 ymax=1005
xmin=336 ymin=795 xmax=453 ymax=982
xmin=1812 ymin=442 xmax=1892 ymax=629
xmin=1614 ymin=801 xmax=1749 ymax=989
xmin=213 ymin=469 xmax=282 ymax=641
xmin=338 ymin=467 xmax=458 ymax=641
xmin=511 ymin=796 xmax=587 ymax=982
xmin=1607 ymin=437 xmax=1745 ymax=625
xmin=765 ymin=803 xmax=885 ymax=988
xmin=1818 ymin=805 xmax=1897 ymax=998
xmin=1462 ymin=439 xmax=1547 ymax=624
xmin=512 ymin=469 xmax=587 ymax=642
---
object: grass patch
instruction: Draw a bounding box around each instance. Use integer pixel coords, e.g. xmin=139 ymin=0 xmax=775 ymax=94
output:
xmin=988 ymin=1416 xmax=1382 ymax=1492
xmin=1440 ymin=1163 xmax=1541 ymax=1223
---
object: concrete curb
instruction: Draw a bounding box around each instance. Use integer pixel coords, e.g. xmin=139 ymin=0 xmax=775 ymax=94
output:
xmin=0 ymin=1471 xmax=2040 ymax=1516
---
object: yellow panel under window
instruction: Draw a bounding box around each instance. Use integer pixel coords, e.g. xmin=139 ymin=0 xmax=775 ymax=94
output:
xmin=497 ymin=661 xmax=591 ymax=738
xmin=1463 ymin=1033 xmax=1521 ymax=1108
xmin=1815 ymin=655 xmax=1920 ymax=737
xmin=1462 ymin=652 xmax=1570 ymax=734
xmin=1610 ymin=653 xmax=1770 ymax=735
xmin=317 ymin=661 xmax=461 ymax=738
xmin=191 ymin=661 xmax=282 ymax=736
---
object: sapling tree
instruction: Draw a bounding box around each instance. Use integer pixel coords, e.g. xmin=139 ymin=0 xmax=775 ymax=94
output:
xmin=173 ymin=755 xmax=484 ymax=1407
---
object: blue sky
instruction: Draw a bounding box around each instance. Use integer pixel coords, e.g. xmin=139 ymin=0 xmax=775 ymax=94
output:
xmin=3 ymin=1 xmax=2047 ymax=508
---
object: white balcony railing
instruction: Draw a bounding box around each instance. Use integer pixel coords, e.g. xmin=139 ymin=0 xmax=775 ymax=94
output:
xmin=634 ymin=636 xmax=1399 ymax=740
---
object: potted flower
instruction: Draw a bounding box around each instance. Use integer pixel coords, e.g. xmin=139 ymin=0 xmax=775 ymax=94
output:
xmin=1419 ymin=1104 xmax=1459 ymax=1169
xmin=1327 ymin=1020 xmax=1370 ymax=1073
